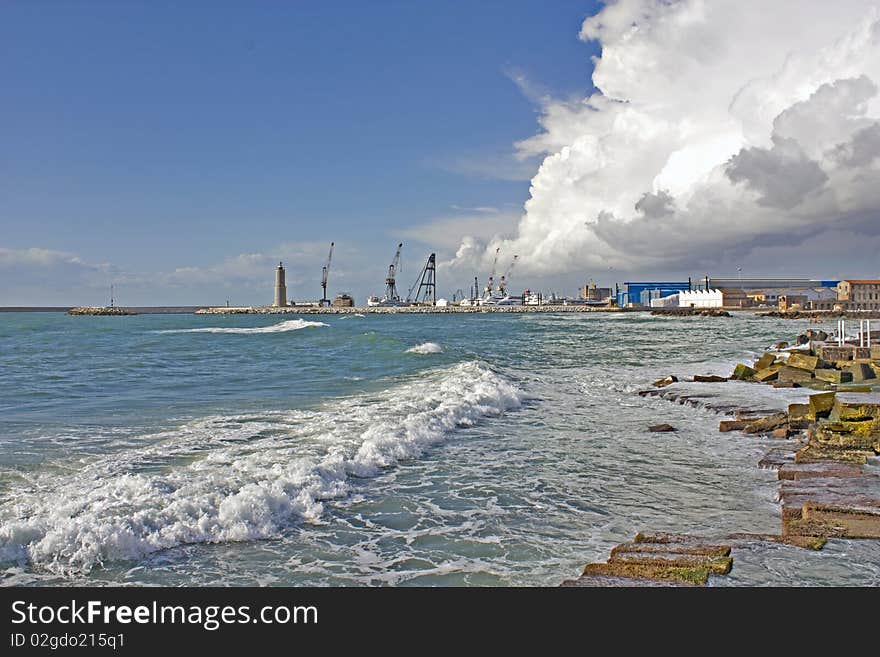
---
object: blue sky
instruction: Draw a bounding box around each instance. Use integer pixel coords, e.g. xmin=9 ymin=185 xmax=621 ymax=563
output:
xmin=1 ymin=1 xmax=601 ymax=305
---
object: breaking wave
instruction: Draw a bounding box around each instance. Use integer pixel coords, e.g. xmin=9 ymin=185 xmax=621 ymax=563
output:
xmin=0 ymin=361 xmax=522 ymax=576
xmin=158 ymin=319 xmax=328 ymax=334
xmin=406 ymin=342 xmax=443 ymax=354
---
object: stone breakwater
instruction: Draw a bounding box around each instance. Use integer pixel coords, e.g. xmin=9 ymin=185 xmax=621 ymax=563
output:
xmin=195 ymin=305 xmax=637 ymax=315
xmin=760 ymin=310 xmax=880 ymax=319
xmin=650 ymin=307 xmax=731 ymax=317
xmin=565 ymin=328 xmax=880 ymax=587
xmin=68 ymin=306 xmax=137 ymax=316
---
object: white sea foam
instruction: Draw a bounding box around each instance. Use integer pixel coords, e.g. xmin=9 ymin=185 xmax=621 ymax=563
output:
xmin=158 ymin=319 xmax=328 ymax=334
xmin=0 ymin=361 xmax=522 ymax=575
xmin=339 ymin=313 xmax=366 ymax=320
xmin=406 ymin=342 xmax=443 ymax=354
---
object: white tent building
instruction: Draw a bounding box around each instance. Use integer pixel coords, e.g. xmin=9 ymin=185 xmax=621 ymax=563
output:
xmin=677 ymin=289 xmax=725 ymax=308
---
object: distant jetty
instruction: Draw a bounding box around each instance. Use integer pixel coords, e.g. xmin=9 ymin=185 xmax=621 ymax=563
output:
xmin=195 ymin=304 xmax=639 ymax=315
xmin=68 ymin=306 xmax=137 ymax=316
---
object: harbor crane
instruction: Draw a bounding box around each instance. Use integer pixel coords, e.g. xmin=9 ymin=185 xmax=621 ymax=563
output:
xmin=320 ymin=242 xmax=334 ymax=307
xmin=384 ymin=242 xmax=403 ymax=302
xmin=485 ymin=247 xmax=501 ymax=295
xmin=498 ymin=255 xmax=518 ymax=294
xmin=406 ymin=253 xmax=437 ymax=305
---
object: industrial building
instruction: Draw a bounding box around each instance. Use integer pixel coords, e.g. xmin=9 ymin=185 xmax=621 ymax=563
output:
xmin=707 ymin=278 xmax=840 ymax=290
xmin=837 ymin=280 xmax=880 ymax=310
xmin=580 ymin=280 xmax=612 ymax=302
xmin=332 ymin=293 xmax=355 ymax=307
xmin=617 ymin=282 xmax=692 ymax=307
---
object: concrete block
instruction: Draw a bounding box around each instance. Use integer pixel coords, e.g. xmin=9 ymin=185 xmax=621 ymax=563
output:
xmin=787 ymin=352 xmax=820 ymax=371
xmin=814 ymin=369 xmax=852 ymax=384
xmin=778 ymin=366 xmax=813 ymax=383
xmin=848 ymin=362 xmax=876 ymax=382
xmin=808 ymin=392 xmax=836 ymax=419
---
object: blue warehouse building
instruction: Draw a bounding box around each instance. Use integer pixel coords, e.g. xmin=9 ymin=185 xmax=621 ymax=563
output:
xmin=617 ymin=281 xmax=692 ymax=307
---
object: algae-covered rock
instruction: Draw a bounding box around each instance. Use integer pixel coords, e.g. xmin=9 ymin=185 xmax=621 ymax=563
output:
xmin=782 ymin=535 xmax=828 ymax=550
xmin=731 ymin=363 xmax=756 ymax=381
xmin=693 ymin=374 xmax=727 ymax=382
xmin=788 ymin=403 xmax=811 ymax=422
xmin=743 ymin=412 xmax=789 ymax=434
xmin=719 ymin=419 xmax=749 ymax=432
xmin=814 ymin=421 xmax=880 ymax=450
xmin=581 ymin=561 xmax=708 ymax=586
xmin=608 ymin=550 xmax=732 ymax=575
xmin=848 ymin=362 xmax=876 ymax=383
xmin=795 ymin=444 xmax=870 ymax=464
xmin=653 ymin=375 xmax=678 ymax=388
xmin=753 ymin=366 xmax=781 ymax=382
xmin=754 ymin=353 xmax=776 ymax=370
xmin=814 ymin=369 xmax=852 ymax=384
xmin=777 ymin=366 xmax=814 ymax=383
xmin=611 ymin=541 xmax=730 ymax=558
xmin=801 ymin=505 xmax=880 ymax=539
xmin=808 ymin=392 xmax=836 ymax=419
xmin=829 ymin=393 xmax=880 ymax=422
xmin=787 ymin=352 xmax=820 ymax=371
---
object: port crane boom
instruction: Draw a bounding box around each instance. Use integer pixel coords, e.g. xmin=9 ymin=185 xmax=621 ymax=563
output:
xmin=406 ymin=253 xmax=437 ymax=305
xmin=385 ymin=243 xmax=403 ymax=301
xmin=320 ymin=242 xmax=334 ymax=306
xmin=485 ymin=247 xmax=501 ymax=294
xmin=498 ymin=255 xmax=518 ymax=293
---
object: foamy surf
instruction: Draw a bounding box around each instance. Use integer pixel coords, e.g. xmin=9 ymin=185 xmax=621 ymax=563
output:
xmin=0 ymin=361 xmax=522 ymax=576
xmin=157 ymin=319 xmax=328 ymax=334
xmin=406 ymin=342 xmax=443 ymax=354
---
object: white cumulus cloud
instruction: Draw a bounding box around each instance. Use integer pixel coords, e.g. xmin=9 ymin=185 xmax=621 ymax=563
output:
xmin=448 ymin=0 xmax=880 ymax=278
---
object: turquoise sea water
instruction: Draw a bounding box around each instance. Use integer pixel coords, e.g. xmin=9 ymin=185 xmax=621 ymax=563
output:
xmin=1 ymin=311 xmax=878 ymax=586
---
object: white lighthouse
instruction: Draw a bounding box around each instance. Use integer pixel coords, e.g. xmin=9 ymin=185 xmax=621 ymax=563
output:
xmin=273 ymin=262 xmax=288 ymax=307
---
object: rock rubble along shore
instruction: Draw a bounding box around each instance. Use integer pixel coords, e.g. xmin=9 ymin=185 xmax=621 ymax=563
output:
xmin=760 ymin=310 xmax=880 ymax=319
xmin=194 ymin=305 xmax=638 ymax=315
xmin=571 ymin=328 xmax=880 ymax=586
xmin=68 ymin=306 xmax=137 ymax=316
xmin=650 ymin=308 xmax=731 ymax=317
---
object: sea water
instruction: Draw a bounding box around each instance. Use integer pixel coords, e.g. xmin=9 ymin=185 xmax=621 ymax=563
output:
xmin=1 ymin=311 xmax=878 ymax=586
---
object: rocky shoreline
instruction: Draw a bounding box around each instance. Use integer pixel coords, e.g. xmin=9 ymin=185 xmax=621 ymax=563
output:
xmin=650 ymin=307 xmax=731 ymax=317
xmin=759 ymin=310 xmax=880 ymax=319
xmin=564 ymin=327 xmax=880 ymax=586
